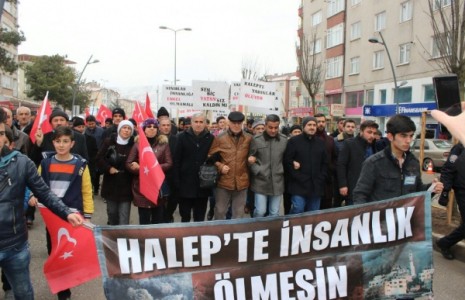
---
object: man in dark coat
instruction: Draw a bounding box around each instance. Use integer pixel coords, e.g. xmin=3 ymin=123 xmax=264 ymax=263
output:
xmin=174 ymin=113 xmax=214 ymax=222
xmin=31 ymin=109 xmax=88 ymax=165
xmin=314 ymin=113 xmax=337 ymax=209
xmin=336 ymin=120 xmax=378 ymax=206
xmin=283 ymin=117 xmax=328 ymax=213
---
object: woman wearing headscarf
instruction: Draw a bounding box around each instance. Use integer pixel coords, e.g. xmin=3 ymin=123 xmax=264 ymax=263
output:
xmin=97 ymin=120 xmax=135 ymax=225
xmin=126 ymin=118 xmax=173 ymax=224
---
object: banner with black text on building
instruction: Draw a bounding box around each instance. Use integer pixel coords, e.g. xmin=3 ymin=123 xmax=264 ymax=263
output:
xmin=94 ymin=192 xmax=434 ymax=299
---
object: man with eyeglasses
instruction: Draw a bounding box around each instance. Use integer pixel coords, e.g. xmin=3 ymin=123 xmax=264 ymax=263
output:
xmin=208 ymin=111 xmax=252 ymax=220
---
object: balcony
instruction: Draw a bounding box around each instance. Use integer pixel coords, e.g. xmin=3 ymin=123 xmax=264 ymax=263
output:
xmin=298 ymin=6 xmax=303 ymax=18
xmin=297 ymin=27 xmax=303 ymax=39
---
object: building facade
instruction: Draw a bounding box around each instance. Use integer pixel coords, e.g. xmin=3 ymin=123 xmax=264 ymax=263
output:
xmin=299 ymin=0 xmax=450 ymax=133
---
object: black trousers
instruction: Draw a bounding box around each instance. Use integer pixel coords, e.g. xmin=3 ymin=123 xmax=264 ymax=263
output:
xmin=178 ymin=197 xmax=208 ymax=222
xmin=439 ymin=190 xmax=465 ymax=248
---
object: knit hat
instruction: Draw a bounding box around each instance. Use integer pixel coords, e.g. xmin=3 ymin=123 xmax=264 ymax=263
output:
xmin=49 ymin=109 xmax=69 ymax=123
xmin=302 ymin=116 xmax=317 ymax=128
xmin=117 ymin=120 xmax=134 ymax=135
xmin=157 ymin=107 xmax=170 ymax=118
xmin=252 ymin=120 xmax=265 ymax=129
xmin=72 ymin=117 xmax=85 ymax=127
xmin=289 ymin=124 xmax=302 ymax=133
xmin=142 ymin=118 xmax=159 ymax=130
xmin=112 ymin=107 xmax=126 ymax=119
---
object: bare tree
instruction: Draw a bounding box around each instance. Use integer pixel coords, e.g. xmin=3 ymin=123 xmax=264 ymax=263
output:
xmin=428 ymin=0 xmax=465 ymax=97
xmin=241 ymin=56 xmax=269 ymax=80
xmin=296 ymin=32 xmax=324 ymax=114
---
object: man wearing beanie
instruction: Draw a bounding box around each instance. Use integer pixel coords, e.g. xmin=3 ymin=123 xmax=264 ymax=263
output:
xmin=208 ymin=111 xmax=252 ymax=220
xmin=102 ymin=107 xmax=126 ymax=141
xmin=31 ymin=109 xmax=89 ymax=166
xmin=73 ymin=117 xmax=98 ymax=195
xmin=283 ymin=116 xmax=328 ymax=213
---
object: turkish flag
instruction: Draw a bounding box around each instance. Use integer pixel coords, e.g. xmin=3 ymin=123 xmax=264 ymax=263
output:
xmin=145 ymin=93 xmax=155 ymax=118
xmin=131 ymin=101 xmax=148 ymax=123
xmin=138 ymin=130 xmax=165 ymax=205
xmin=84 ymin=107 xmax=90 ymax=118
xmin=133 ymin=102 xmax=164 ymax=204
xmin=30 ymin=92 xmax=53 ymax=144
xmin=39 ymin=207 xmax=101 ymax=294
xmin=95 ymin=104 xmax=112 ymax=125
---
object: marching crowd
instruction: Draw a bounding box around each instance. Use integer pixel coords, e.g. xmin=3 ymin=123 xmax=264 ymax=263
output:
xmin=0 ymin=103 xmax=453 ymax=300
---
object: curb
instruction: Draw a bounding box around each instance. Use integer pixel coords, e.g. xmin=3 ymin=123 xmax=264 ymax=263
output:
xmin=432 ymin=232 xmax=465 ymax=262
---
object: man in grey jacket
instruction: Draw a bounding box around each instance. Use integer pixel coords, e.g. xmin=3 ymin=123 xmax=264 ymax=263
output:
xmin=248 ymin=114 xmax=287 ymax=217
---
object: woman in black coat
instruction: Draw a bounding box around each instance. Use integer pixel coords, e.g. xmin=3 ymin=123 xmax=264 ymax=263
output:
xmin=97 ymin=120 xmax=135 ymax=225
xmin=173 ymin=113 xmax=214 ymax=222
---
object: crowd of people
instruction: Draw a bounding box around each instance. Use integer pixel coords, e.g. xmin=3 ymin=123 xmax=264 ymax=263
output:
xmin=0 ymin=103 xmax=457 ymax=299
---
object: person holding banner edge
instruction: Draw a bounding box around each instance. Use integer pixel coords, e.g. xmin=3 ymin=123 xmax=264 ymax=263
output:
xmin=353 ymin=115 xmax=443 ymax=204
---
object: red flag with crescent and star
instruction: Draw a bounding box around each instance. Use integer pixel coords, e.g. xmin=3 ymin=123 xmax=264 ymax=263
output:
xmin=145 ymin=93 xmax=155 ymax=118
xmin=132 ymin=101 xmax=164 ymax=205
xmin=95 ymin=104 xmax=112 ymax=125
xmin=29 ymin=91 xmax=53 ymax=144
xmin=39 ymin=206 xmax=101 ymax=294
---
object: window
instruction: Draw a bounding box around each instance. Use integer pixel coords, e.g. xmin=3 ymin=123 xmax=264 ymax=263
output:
xmin=400 ymin=1 xmax=412 ymax=22
xmin=312 ymin=11 xmax=322 ymax=26
xmin=325 ymin=56 xmax=343 ymax=79
xmin=375 ymin=11 xmax=386 ymax=31
xmin=380 ymin=89 xmax=387 ymax=104
xmin=310 ymin=39 xmax=322 ymax=54
xmin=424 ymin=84 xmax=435 ymax=102
xmin=399 ymin=43 xmax=411 ymax=64
xmin=350 ymin=57 xmax=360 ymax=74
xmin=326 ymin=24 xmax=344 ymax=48
xmin=397 ymin=87 xmax=412 ymax=103
xmin=326 ymin=94 xmax=342 ymax=104
xmin=1 ymin=75 xmax=13 ymax=89
xmin=373 ymin=50 xmax=384 ymax=69
xmin=433 ymin=0 xmax=452 ymax=10
xmin=366 ymin=89 xmax=375 ymax=105
xmin=351 ymin=0 xmax=361 ymax=6
xmin=432 ymin=33 xmax=451 ymax=58
xmin=346 ymin=91 xmax=364 ymax=108
xmin=327 ymin=0 xmax=345 ymax=17
xmin=350 ymin=22 xmax=361 ymax=40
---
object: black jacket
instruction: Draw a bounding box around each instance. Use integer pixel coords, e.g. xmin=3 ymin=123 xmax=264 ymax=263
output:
xmin=283 ymin=133 xmax=328 ymax=197
xmin=440 ymin=143 xmax=465 ymax=192
xmin=173 ymin=128 xmax=214 ymax=198
xmin=337 ymin=135 xmax=376 ymax=199
xmin=0 ymin=148 xmax=72 ymax=251
xmin=353 ymin=146 xmax=428 ymax=204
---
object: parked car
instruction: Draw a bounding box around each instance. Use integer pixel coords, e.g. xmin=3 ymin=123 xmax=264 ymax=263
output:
xmin=410 ymin=139 xmax=453 ymax=171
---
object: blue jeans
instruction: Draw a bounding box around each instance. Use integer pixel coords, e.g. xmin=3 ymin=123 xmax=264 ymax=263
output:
xmin=0 ymin=242 xmax=34 ymax=299
xmin=254 ymin=193 xmax=281 ymax=217
xmin=290 ymin=195 xmax=321 ymax=214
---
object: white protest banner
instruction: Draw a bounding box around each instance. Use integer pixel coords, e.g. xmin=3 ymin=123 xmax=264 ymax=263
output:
xmin=239 ymin=79 xmax=278 ymax=110
xmin=247 ymin=89 xmax=283 ymax=115
xmin=229 ymin=82 xmax=241 ymax=106
xmin=211 ymin=109 xmax=230 ymax=121
xmin=178 ymin=109 xmax=203 ymax=118
xmin=161 ymin=85 xmax=194 ymax=109
xmin=192 ymin=80 xmax=229 ymax=110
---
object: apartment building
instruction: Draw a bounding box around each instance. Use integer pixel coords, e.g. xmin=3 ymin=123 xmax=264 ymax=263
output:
xmin=299 ymin=0 xmax=450 ymax=132
xmin=0 ymin=1 xmax=20 ymax=109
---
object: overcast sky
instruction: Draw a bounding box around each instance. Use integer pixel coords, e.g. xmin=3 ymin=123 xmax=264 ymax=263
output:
xmin=18 ymin=0 xmax=300 ymax=99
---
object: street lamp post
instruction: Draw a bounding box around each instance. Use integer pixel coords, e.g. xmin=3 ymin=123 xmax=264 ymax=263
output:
xmin=159 ymin=26 xmax=192 ymax=86
xmin=71 ymin=54 xmax=99 ymax=116
xmin=369 ymin=31 xmax=399 ymax=114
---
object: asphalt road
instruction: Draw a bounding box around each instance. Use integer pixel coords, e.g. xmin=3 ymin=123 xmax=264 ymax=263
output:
xmin=12 ymin=172 xmax=465 ymax=299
